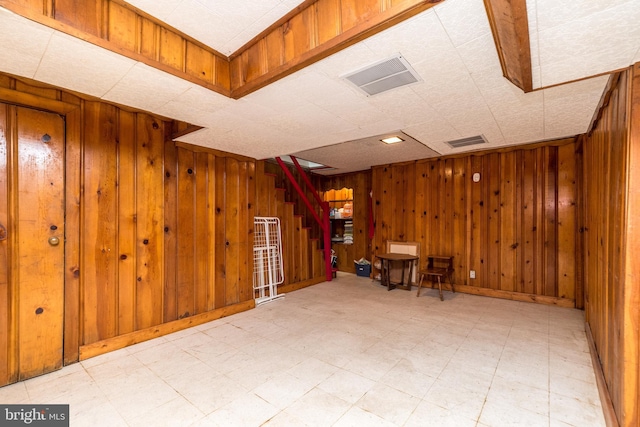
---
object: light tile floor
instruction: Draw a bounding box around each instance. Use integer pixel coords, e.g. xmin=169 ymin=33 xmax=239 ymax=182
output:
xmin=0 ymin=273 xmax=606 ymax=426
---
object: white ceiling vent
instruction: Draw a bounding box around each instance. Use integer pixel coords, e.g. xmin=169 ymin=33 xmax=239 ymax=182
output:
xmin=446 ymin=135 xmax=487 ymax=149
xmin=342 ymin=54 xmax=422 ymax=96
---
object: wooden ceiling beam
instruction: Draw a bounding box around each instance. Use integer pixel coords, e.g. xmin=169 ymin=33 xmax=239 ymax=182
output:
xmin=483 ymin=0 xmax=533 ymax=93
xmin=229 ymin=0 xmax=444 ymax=99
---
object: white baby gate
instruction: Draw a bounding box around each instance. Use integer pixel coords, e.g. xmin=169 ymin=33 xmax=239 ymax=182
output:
xmin=253 ymin=217 xmax=285 ymax=305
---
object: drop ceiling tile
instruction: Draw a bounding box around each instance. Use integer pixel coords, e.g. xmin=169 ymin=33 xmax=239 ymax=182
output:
xmin=169 ymin=85 xmax=234 ymax=113
xmin=221 ymin=1 xmax=293 ymax=53
xmin=244 ymin=81 xmax=314 ymax=114
xmin=456 ymin=33 xmax=502 ymax=74
xmin=337 ymin=106 xmax=391 ymax=128
xmin=404 ymin=117 xmax=461 ymax=154
xmin=543 ymin=76 xmax=609 ymax=138
xmin=362 ymin=11 xmax=437 ymax=60
xmin=260 ymin=104 xmax=356 ymax=137
xmin=495 ymin=109 xmax=545 ymax=144
xmin=102 ymin=63 xmax=193 ymax=112
xmin=155 ymin=101 xmax=213 ymax=126
xmin=411 ymin=52 xmax=469 ymax=92
xmin=35 ymin=32 xmax=136 ymax=97
xmin=355 ymin=118 xmax=406 ymax=139
xmin=473 ymin=67 xmax=545 ymax=116
xmin=369 ymin=86 xmax=435 ymax=127
xmin=537 ymin=1 xmax=640 ymax=85
xmin=0 ymin=8 xmax=53 ymax=78
xmin=163 ymin=1 xmax=242 ymax=53
xmin=313 ymin=44 xmax=378 ymax=77
xmin=533 ymin=0 xmax=632 ymax=32
xmin=434 ymin=0 xmax=492 ymax=47
xmin=450 ymin=108 xmax=504 ymax=144
xmin=527 ymin=0 xmax=541 ymax=69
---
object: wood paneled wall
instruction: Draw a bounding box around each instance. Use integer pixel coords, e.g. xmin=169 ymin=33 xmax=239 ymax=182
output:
xmin=76 ymin=104 xmax=255 ymax=355
xmin=583 ymin=65 xmax=640 ymax=427
xmin=0 ymin=75 xmax=256 ymax=371
xmin=370 ymin=141 xmax=579 ymax=306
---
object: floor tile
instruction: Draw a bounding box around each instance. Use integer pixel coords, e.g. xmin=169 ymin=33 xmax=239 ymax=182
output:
xmin=317 ymin=369 xmax=376 ymax=404
xmin=405 ymin=400 xmax=478 ymax=427
xmin=333 ymin=406 xmax=397 ymax=427
xmin=284 ymin=387 xmax=351 ymax=425
xmin=355 ymin=383 xmax=420 ymax=425
xmin=0 ymin=273 xmax=606 ymax=427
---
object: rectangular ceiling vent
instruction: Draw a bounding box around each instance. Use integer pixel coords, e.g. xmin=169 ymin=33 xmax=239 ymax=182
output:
xmin=446 ymin=135 xmax=487 ymax=149
xmin=341 ymin=54 xmax=422 ymax=96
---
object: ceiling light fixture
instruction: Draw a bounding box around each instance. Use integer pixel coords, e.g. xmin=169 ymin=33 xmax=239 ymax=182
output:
xmin=381 ymin=136 xmax=404 ymax=144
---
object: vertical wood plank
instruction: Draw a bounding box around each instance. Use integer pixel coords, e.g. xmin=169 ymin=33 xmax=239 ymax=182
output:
xmin=469 ymin=156 xmax=484 ymax=287
xmin=244 ymin=160 xmax=255 ymax=301
xmin=521 ymin=149 xmax=536 ymax=294
xmin=163 ymin=138 xmax=178 ymax=322
xmin=225 ymin=158 xmax=240 ymax=305
xmin=135 ymin=114 xmax=164 ymax=329
xmin=500 ymin=151 xmax=517 ymax=292
xmin=214 ymin=156 xmax=226 ymax=308
xmin=176 ymin=148 xmax=195 ymax=319
xmin=82 ymin=102 xmax=118 ymax=343
xmin=557 ymin=143 xmax=576 ymax=300
xmin=207 ymin=154 xmax=217 ymax=310
xmin=452 ymin=157 xmax=466 ymax=285
xmin=117 ymin=110 xmax=137 ymax=334
xmin=487 ymin=153 xmax=501 ymax=289
xmin=194 ymin=152 xmax=210 ymax=314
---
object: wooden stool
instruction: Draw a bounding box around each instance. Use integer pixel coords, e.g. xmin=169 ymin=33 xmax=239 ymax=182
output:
xmin=417 ymin=255 xmax=454 ymax=301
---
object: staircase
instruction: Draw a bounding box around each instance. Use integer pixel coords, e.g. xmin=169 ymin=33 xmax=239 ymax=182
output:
xmin=255 ymin=161 xmax=326 ymax=293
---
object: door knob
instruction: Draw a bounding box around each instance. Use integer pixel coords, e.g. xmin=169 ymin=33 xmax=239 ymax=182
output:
xmin=48 ymin=236 xmax=60 ymax=246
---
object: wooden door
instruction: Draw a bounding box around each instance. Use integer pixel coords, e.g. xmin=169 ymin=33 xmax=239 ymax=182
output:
xmin=0 ymin=103 xmax=65 ymax=385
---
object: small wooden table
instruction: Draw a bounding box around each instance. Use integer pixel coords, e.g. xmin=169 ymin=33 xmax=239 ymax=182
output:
xmin=417 ymin=255 xmax=454 ymax=301
xmin=377 ymin=253 xmax=419 ymax=291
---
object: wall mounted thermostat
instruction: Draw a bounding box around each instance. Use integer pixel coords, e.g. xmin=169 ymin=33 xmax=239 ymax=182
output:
xmin=472 ymin=172 xmax=481 ymax=182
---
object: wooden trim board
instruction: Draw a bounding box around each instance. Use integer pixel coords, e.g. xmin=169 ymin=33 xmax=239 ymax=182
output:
xmin=79 ymin=300 xmax=255 ymax=360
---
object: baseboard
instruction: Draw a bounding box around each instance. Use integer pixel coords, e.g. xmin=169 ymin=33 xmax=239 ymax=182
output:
xmin=278 ymin=276 xmax=326 ymax=294
xmin=429 ymin=283 xmax=575 ymax=307
xmin=585 ymin=322 xmax=620 ymax=427
xmin=79 ymin=299 xmax=255 ymax=360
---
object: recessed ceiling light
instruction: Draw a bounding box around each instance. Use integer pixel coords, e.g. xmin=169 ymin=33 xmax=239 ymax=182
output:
xmin=381 ymin=136 xmax=404 ymax=144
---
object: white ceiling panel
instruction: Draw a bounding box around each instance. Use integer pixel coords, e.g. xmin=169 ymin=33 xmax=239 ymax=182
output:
xmin=543 ymin=76 xmax=609 ymax=138
xmin=534 ymin=0 xmax=640 ymax=87
xmin=532 ymin=0 xmax=633 ymax=32
xmin=2 ymin=0 xmax=634 ymax=174
xmin=0 ymin=8 xmax=53 ymax=78
xmin=102 ymin=63 xmax=193 ymax=111
xmin=168 ymin=85 xmax=234 ymax=113
xmin=35 ymin=33 xmax=136 ymax=97
xmin=125 ymin=0 xmax=307 ymax=55
xmin=434 ymin=0 xmax=492 ymax=47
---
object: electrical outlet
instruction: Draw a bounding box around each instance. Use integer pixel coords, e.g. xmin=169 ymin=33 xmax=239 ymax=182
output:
xmin=469 ymin=270 xmax=476 ymax=279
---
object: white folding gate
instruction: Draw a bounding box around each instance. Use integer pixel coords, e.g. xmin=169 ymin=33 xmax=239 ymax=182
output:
xmin=253 ymin=217 xmax=285 ymax=305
